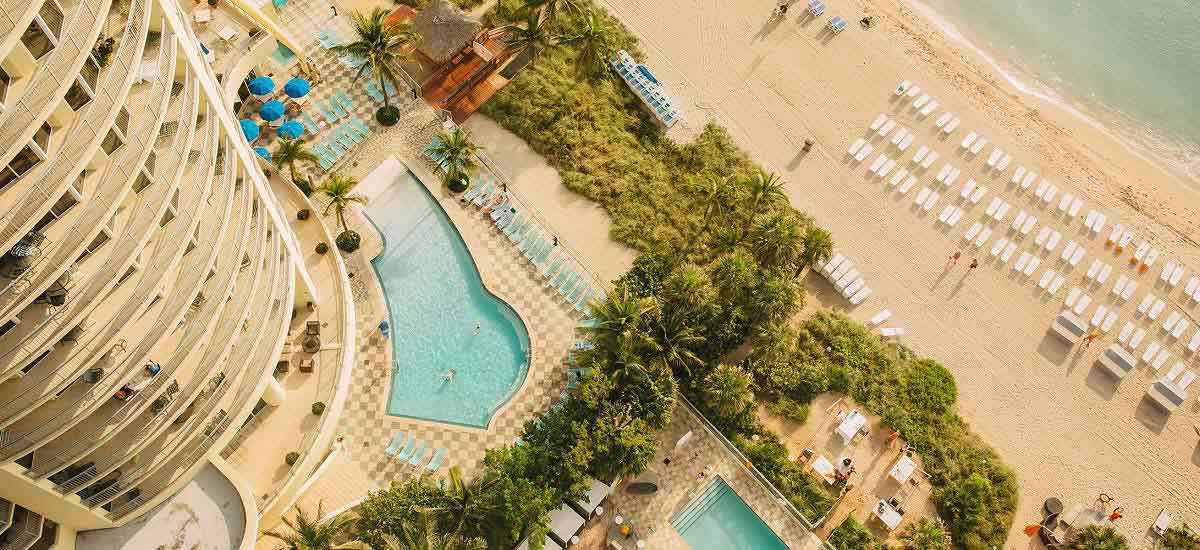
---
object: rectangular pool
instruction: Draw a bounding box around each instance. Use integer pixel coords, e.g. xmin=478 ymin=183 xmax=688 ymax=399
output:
xmin=670 ymin=477 xmax=788 ymax=550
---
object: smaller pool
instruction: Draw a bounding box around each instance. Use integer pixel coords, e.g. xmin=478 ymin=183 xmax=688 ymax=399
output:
xmin=671 ymin=477 xmax=787 ymax=550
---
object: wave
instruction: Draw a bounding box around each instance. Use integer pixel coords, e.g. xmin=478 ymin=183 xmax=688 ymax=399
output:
xmin=903 ymin=0 xmax=1200 ymax=189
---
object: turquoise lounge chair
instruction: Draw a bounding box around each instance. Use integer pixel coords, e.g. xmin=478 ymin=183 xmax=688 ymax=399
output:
xmin=425 ymin=448 xmax=447 ymax=473
xmin=408 ymin=443 xmax=430 ymax=467
xmin=384 ymin=432 xmax=406 ymax=456
xmin=365 ymin=81 xmax=385 ymax=103
xmin=300 ymin=112 xmax=319 ymax=134
xmin=542 ymin=256 xmax=563 ymax=278
xmin=334 ymin=90 xmax=355 ymax=112
xmin=579 ymin=318 xmax=600 ymax=329
xmin=463 ymin=183 xmax=484 ymax=202
xmin=395 ymin=439 xmax=418 ymax=461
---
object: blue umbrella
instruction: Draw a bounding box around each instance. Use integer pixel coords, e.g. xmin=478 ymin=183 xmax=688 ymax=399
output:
xmin=247 ymin=76 xmax=275 ymax=96
xmin=254 ymin=147 xmax=272 ymax=160
xmin=259 ymin=100 xmax=285 ymax=121
xmin=277 ymin=120 xmax=304 ymax=139
xmin=239 ymin=118 xmax=260 ymax=141
xmin=283 ymin=77 xmax=311 ymax=99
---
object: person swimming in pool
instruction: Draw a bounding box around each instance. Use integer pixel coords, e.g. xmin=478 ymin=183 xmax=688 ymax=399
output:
xmin=473 ymin=322 xmax=481 ymax=335
xmin=442 ymin=368 xmax=457 ymax=383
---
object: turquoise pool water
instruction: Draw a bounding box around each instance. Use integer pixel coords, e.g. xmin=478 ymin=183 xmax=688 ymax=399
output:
xmin=366 ymin=169 xmax=530 ymax=428
xmin=671 ymin=477 xmax=787 ymax=550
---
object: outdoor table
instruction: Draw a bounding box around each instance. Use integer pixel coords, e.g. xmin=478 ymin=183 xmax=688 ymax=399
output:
xmin=889 ymin=455 xmax=916 ymax=484
xmin=874 ymin=499 xmax=903 ymax=530
xmin=836 ymin=410 xmax=866 ymax=443
xmin=607 ymin=517 xmax=641 ymax=547
xmin=811 ymin=455 xmax=836 ymax=484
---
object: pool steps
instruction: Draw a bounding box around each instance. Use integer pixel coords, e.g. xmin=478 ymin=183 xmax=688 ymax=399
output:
xmin=670 ymin=478 xmax=734 ymax=534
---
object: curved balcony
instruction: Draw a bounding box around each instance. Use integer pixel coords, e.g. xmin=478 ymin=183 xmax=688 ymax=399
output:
xmin=0 ymin=0 xmax=114 ymax=196
xmin=0 ymin=103 xmax=219 ymax=463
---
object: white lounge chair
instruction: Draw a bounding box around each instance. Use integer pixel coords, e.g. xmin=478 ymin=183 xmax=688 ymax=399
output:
xmin=1042 ymin=184 xmax=1058 ymax=204
xmin=1024 ymin=256 xmax=1041 ymax=276
xmin=890 ymin=127 xmax=909 ymax=145
xmin=1068 ymin=198 xmax=1083 ymax=217
xmin=889 ymin=168 xmax=909 ymax=187
xmin=849 ymin=286 xmax=872 ymax=305
xmin=913 ymin=94 xmax=930 ymax=109
xmin=1013 ymin=252 xmax=1030 ymax=273
xmin=869 ymin=309 xmax=892 ymax=326
xmin=974 ymin=227 xmax=993 ymax=248
xmin=1129 ymin=328 xmax=1146 ymax=350
xmin=919 ymin=100 xmax=939 ymax=117
xmin=1001 ymin=242 xmax=1017 ymax=263
xmin=1172 ymin=319 xmax=1190 ymax=340
xmin=1037 ymin=270 xmax=1054 ymax=289
xmin=1011 ymin=166 xmax=1027 ymax=186
xmin=920 ymin=150 xmax=939 ymax=169
xmin=1065 ymin=287 xmax=1081 ymax=308
xmin=934 ymin=112 xmax=953 ymax=128
xmin=964 ymin=222 xmax=983 ymax=243
xmin=848 ymin=138 xmax=867 ymax=156
xmin=969 ymin=136 xmax=987 ymax=155
xmin=897 ymin=176 xmax=917 ymax=194
xmin=1045 ymin=231 xmax=1062 ymax=252
xmin=943 ymin=117 xmax=960 ymax=134
xmin=915 ymin=187 xmax=931 ymax=206
xmin=960 ymin=131 xmax=978 ymax=150
xmin=1073 ymin=293 xmax=1091 ymax=316
xmin=923 ymin=191 xmax=940 ymax=211
xmin=1149 ymin=299 xmax=1166 ymax=320
xmin=1048 ymin=275 xmax=1066 ymax=294
xmin=870 ymin=114 xmax=887 ymax=130
xmin=912 ymin=146 xmax=929 ymax=165
xmin=1020 ymin=215 xmax=1036 ymax=235
xmin=991 ymin=237 xmax=1008 ymax=258
xmin=996 ymin=154 xmax=1012 ymax=172
xmin=986 ymin=148 xmax=1003 ymax=167
xmin=1142 ymin=341 xmax=1162 ymax=364
xmin=1061 ymin=241 xmax=1078 ymax=262
xmin=880 ymin=327 xmax=905 ymax=337
xmin=1121 ymin=280 xmax=1137 ymax=301
xmin=855 ymin=143 xmax=874 ymax=162
xmin=897 ymin=134 xmax=915 ymax=151
xmin=1021 ymin=172 xmax=1037 ymax=190
xmin=1187 ymin=329 xmax=1200 ymax=353
xmin=869 ymin=154 xmax=888 ymax=173
xmin=1117 ymin=322 xmax=1134 ymax=344
xmin=878 ymin=159 xmax=897 ymax=177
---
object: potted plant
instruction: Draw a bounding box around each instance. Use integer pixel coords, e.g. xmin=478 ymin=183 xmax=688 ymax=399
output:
xmin=285 ymin=452 xmax=300 ymax=466
xmin=315 ymin=174 xmax=368 ymax=253
xmin=297 ymin=208 xmax=310 ymax=220
xmin=315 ymin=242 xmax=329 ymax=254
xmin=207 ymin=0 xmax=218 ymax=7
xmin=332 ymin=8 xmax=417 ymax=128
xmin=311 ymin=402 xmax=326 ymax=415
xmin=427 ymin=127 xmax=480 ymax=191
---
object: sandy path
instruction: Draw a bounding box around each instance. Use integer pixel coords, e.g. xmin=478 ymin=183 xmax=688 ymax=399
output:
xmin=585 ymin=0 xmax=1200 ymax=545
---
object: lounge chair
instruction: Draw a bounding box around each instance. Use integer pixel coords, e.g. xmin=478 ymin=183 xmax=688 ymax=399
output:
xmin=869 ymin=309 xmax=891 ymax=326
xmin=396 ymin=439 xmax=418 ymax=461
xmin=425 ymin=448 xmax=447 ymax=473
xmin=973 ymin=227 xmax=992 ymax=248
xmin=385 ymin=432 xmax=406 ymax=456
xmin=869 ymin=114 xmax=886 ymax=131
xmin=828 ymin=16 xmax=847 ymax=33
xmin=408 ymin=444 xmax=431 ymax=467
xmin=849 ymin=286 xmax=872 ymax=305
xmin=942 ymin=117 xmax=960 ymax=134
xmin=894 ymin=80 xmax=911 ymax=96
xmin=880 ymin=327 xmax=905 ymax=337
xmin=920 ymin=150 xmax=939 ymax=168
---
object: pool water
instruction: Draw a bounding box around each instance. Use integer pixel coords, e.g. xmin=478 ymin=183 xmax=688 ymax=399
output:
xmin=671 ymin=477 xmax=788 ymax=550
xmin=366 ymin=170 xmax=530 ymax=428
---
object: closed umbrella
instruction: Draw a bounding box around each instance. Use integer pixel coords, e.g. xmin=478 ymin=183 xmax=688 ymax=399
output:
xmin=277 ymin=120 xmax=304 ymax=139
xmin=259 ymin=100 xmax=285 ymax=121
xmin=248 ymin=76 xmax=275 ymax=96
xmin=254 ymin=147 xmax=272 ymax=160
xmin=283 ymin=77 xmax=311 ymax=98
xmin=239 ymin=118 xmax=260 ymax=141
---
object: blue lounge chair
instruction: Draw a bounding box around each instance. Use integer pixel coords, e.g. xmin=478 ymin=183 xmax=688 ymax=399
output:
xmin=384 ymin=432 xmax=406 ymax=456
xmin=829 ymin=16 xmax=847 ymax=33
xmin=395 ymin=439 xmax=418 ymax=461
xmin=579 ymin=318 xmax=600 ymax=329
xmin=408 ymin=443 xmax=430 ymax=467
xmin=542 ymin=257 xmax=563 ymax=278
xmin=299 ymin=112 xmax=319 ymax=134
xmin=365 ymin=81 xmax=385 ymax=103
xmin=334 ymin=90 xmax=355 ymax=112
xmin=551 ymin=270 xmax=571 ymax=289
xmin=318 ymin=100 xmax=340 ymax=121
xmin=425 ymin=448 xmax=447 ymax=473
xmin=462 ymin=183 xmax=484 ymax=203
xmin=503 ymin=216 xmax=526 ymax=238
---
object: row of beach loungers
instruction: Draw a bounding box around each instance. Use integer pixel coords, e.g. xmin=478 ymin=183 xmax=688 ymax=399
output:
xmin=312 ymin=116 xmax=370 ymax=170
xmin=816 ymin=251 xmax=872 ymax=305
xmin=383 ymin=432 xmax=448 ymax=473
xmin=422 ymin=139 xmax=608 ymax=315
xmin=851 ymin=79 xmax=1200 ymax=410
xmin=804 ymin=0 xmax=848 ymax=34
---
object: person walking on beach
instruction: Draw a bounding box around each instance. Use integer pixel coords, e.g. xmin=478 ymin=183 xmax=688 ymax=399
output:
xmin=552 ymin=236 xmax=559 ymax=246
xmin=1081 ymin=332 xmax=1099 ymax=350
xmin=968 ymin=258 xmax=979 ymax=271
xmin=330 ymin=5 xmax=337 ymax=17
xmin=473 ymin=322 xmax=481 ymax=335
xmin=947 ymin=251 xmax=961 ymax=267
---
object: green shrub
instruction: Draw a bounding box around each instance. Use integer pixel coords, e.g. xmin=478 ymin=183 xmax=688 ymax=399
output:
xmin=766 ymin=396 xmax=809 ymax=423
xmin=285 ymin=451 xmax=299 ymax=466
xmin=375 ymin=105 xmax=400 ymax=126
xmin=828 ymin=517 xmax=879 ymax=550
xmin=1158 ymin=525 xmax=1200 ymax=549
xmin=311 ymin=402 xmax=325 ymax=415
xmin=899 ymin=517 xmax=952 ymax=550
xmin=447 ymin=173 xmax=469 ymax=193
xmin=733 ymin=434 xmax=834 ymax=520
xmin=336 ymin=230 xmax=361 ymax=252
xmin=905 ymin=358 xmax=957 ymax=414
xmin=1068 ymin=525 xmax=1129 ymax=550
xmin=315 ymin=242 xmax=329 ymax=254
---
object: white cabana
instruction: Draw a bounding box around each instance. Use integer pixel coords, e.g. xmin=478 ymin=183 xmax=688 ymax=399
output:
xmin=573 ymin=478 xmax=612 ymax=516
xmin=547 ymin=503 xmax=586 ymax=546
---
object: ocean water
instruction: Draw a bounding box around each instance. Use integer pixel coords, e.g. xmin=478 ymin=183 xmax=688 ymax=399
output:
xmin=912 ymin=0 xmax=1200 ymax=180
xmin=366 ymin=169 xmax=530 ymax=428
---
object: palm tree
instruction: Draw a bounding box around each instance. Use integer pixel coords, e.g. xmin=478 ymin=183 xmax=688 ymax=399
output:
xmin=654 ymin=313 xmax=704 ymax=378
xmin=1067 ymin=525 xmax=1129 ymax=550
xmin=750 ymin=213 xmax=803 ymax=273
xmin=557 ymin=9 xmax=612 ymax=78
xmin=428 ymin=128 xmax=480 ymax=188
xmin=434 ymin=466 xmax=498 ymax=538
xmin=317 ymin=174 xmax=368 ymax=251
xmin=523 ymin=0 xmax=576 ymax=23
xmin=740 ymin=169 xmax=787 ymax=238
xmin=702 ymin=363 xmax=754 ymax=417
xmin=582 ymin=287 xmax=658 ymax=353
xmin=274 ymin=139 xmax=319 ymax=182
xmin=333 ymin=8 xmax=418 ymax=120
xmin=798 ymin=225 xmax=833 ymax=276
xmin=503 ymin=10 xmax=556 ymax=65
xmin=263 ymin=503 xmax=365 ymax=550
xmin=356 ymin=512 xmax=485 ymax=550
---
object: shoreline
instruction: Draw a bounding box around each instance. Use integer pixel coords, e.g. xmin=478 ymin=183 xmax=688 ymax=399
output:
xmin=901 ymin=0 xmax=1200 ymax=192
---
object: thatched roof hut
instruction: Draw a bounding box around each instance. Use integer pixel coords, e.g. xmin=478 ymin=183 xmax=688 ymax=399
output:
xmin=411 ymin=0 xmax=482 ymax=65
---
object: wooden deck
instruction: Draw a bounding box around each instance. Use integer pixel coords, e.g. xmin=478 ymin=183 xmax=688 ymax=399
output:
xmin=420 ymin=36 xmax=510 ymax=122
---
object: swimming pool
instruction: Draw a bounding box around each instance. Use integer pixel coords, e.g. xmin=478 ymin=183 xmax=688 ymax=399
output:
xmin=366 ymin=169 xmax=530 ymax=428
xmin=671 ymin=477 xmax=788 ymax=550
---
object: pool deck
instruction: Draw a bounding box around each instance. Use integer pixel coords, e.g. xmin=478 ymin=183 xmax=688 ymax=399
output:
xmin=589 ymin=401 xmax=826 ymax=550
xmin=272 ymin=131 xmax=580 ymax=540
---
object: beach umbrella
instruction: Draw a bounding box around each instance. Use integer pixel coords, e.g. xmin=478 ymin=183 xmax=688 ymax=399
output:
xmin=239 ymin=118 xmax=260 ymax=141
xmin=247 ymin=76 xmax=275 ymax=96
xmin=277 ymin=120 xmax=304 ymax=139
xmin=283 ymin=77 xmax=310 ymax=99
xmin=254 ymin=147 xmax=272 ymax=160
xmin=259 ymin=100 xmax=285 ymax=121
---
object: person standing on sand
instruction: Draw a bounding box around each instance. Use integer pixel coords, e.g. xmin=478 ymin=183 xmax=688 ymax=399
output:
xmin=947 ymin=251 xmax=961 ymax=267
xmin=968 ymin=258 xmax=979 ymax=271
xmin=1081 ymin=332 xmax=1099 ymax=349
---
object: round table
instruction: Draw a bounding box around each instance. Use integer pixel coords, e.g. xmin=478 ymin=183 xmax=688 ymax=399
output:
xmin=1044 ymin=497 xmax=1064 ymax=516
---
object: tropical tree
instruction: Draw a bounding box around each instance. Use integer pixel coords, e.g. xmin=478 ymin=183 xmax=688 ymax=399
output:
xmin=556 ymin=9 xmax=612 ymax=78
xmin=898 ymin=517 xmax=951 ymax=550
xmin=263 ymin=503 xmax=364 ymax=550
xmin=1067 ymin=525 xmax=1130 ymax=550
xmin=274 ymin=139 xmax=319 ymax=183
xmin=502 ymin=10 xmax=556 ymax=65
xmin=333 ymin=8 xmax=418 ymax=124
xmin=1157 ymin=525 xmax=1200 ymax=550
xmin=702 ymin=363 xmax=754 ymax=417
xmin=798 ymin=225 xmax=833 ymax=276
xmin=434 ymin=467 xmax=498 ymax=538
xmin=428 ymin=128 xmax=480 ymax=190
xmin=388 ymin=510 xmax=486 ymax=550
xmin=523 ymin=0 xmax=576 ymax=23
xmin=316 ymin=173 xmax=368 ymax=252
xmin=582 ymin=286 xmax=658 ymax=354
xmin=740 ymin=169 xmax=786 ymax=237
xmin=653 ymin=313 xmax=704 ymax=378
xmin=750 ymin=212 xmax=804 ymax=273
